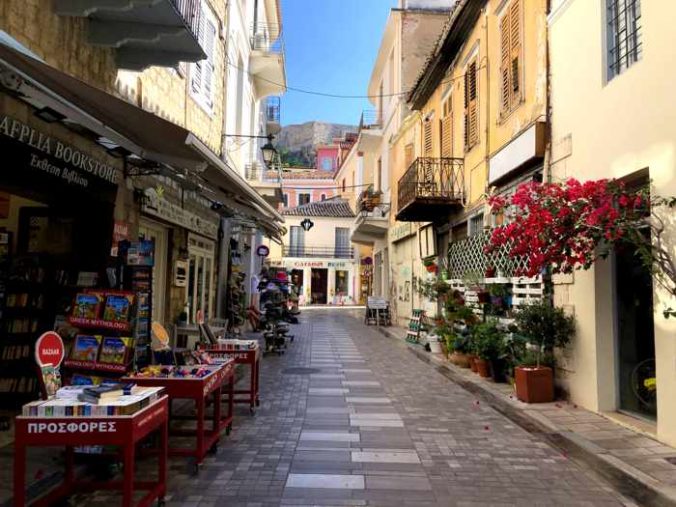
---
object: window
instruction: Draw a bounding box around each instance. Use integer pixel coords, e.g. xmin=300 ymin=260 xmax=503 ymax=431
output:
xmin=190 ymin=2 xmax=217 ymax=111
xmin=376 ymin=158 xmax=382 ymax=191
xmin=500 ymin=0 xmax=522 ymax=114
xmin=334 ymin=227 xmax=350 ymax=258
xmin=282 ymin=193 xmax=288 ymax=207
xmin=469 ymin=213 xmax=484 ymax=236
xmin=378 ymin=81 xmax=384 ymax=124
xmin=404 ymin=143 xmax=415 ymax=168
xmin=440 ymin=95 xmax=453 ymax=157
xmin=423 ymin=116 xmax=433 ymax=156
xmin=298 ymin=193 xmax=310 ymax=205
xmin=289 ymin=226 xmax=305 ymax=257
xmin=321 ymin=157 xmax=333 ymax=171
xmin=320 ymin=194 xmax=326 ymax=201
xmin=607 ymin=0 xmax=642 ymax=80
xmin=464 ymin=60 xmax=479 ymax=150
xmin=186 ymin=234 xmax=215 ymax=324
xmin=342 ymin=179 xmax=346 ymax=192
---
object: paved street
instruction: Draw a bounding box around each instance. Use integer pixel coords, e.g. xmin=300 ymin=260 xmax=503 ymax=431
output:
xmin=153 ymin=309 xmax=631 ymax=507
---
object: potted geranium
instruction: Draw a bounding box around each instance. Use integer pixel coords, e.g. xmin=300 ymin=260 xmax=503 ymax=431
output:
xmin=513 ymin=301 xmax=575 ymax=403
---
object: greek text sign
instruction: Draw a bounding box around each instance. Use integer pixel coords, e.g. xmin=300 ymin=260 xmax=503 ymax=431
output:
xmin=27 ymin=421 xmax=117 ymax=434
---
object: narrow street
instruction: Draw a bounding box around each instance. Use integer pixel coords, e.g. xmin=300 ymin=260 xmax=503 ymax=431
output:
xmin=153 ymin=309 xmax=630 ymax=506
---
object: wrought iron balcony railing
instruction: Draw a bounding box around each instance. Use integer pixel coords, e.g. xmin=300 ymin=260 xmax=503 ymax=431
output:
xmin=171 ymin=0 xmax=201 ymax=40
xmin=358 ymin=110 xmax=382 ymax=130
xmin=250 ymin=23 xmax=284 ymax=53
xmin=265 ymin=96 xmax=281 ymax=124
xmin=396 ymin=157 xmax=464 ymax=221
xmin=283 ymin=246 xmax=355 ymax=259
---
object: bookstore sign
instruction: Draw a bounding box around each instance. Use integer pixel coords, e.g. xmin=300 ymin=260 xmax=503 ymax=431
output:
xmin=142 ymin=188 xmax=219 ymax=239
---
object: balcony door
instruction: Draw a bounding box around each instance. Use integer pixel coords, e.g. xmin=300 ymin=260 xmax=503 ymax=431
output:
xmin=335 ymin=227 xmax=350 ymax=258
xmin=289 ymin=226 xmax=305 ymax=257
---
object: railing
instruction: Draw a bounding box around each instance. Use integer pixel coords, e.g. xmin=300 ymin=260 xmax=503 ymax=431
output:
xmin=245 ymin=163 xmax=281 ymax=183
xmin=250 ymin=23 xmax=284 ymax=54
xmin=170 ymin=0 xmax=201 ymax=41
xmin=265 ymin=97 xmax=281 ymax=124
xmin=283 ymin=246 xmax=355 ymax=259
xmin=397 ymin=157 xmax=464 ymax=213
xmin=359 ymin=110 xmax=381 ymax=130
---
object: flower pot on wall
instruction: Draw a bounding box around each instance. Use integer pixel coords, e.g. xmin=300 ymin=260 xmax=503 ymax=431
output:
xmin=514 ymin=366 xmax=554 ymax=403
xmin=475 ymin=358 xmax=491 ymax=378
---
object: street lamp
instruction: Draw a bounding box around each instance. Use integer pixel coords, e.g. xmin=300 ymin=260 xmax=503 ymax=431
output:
xmin=224 ymin=133 xmax=278 ymax=168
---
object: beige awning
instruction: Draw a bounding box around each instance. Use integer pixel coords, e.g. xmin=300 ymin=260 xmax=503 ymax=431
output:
xmin=0 ymin=42 xmax=283 ymax=229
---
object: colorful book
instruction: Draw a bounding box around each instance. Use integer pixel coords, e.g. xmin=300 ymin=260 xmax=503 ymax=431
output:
xmin=70 ymin=335 xmax=102 ymax=362
xmin=40 ymin=364 xmax=61 ymax=398
xmin=98 ymin=336 xmax=132 ymax=365
xmin=72 ymin=293 xmax=102 ymax=319
xmin=102 ymin=294 xmax=133 ymax=322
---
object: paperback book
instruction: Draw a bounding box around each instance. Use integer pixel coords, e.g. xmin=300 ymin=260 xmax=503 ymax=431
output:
xmin=98 ymin=336 xmax=132 ymax=365
xmin=70 ymin=335 xmax=102 ymax=362
xmin=102 ymin=294 xmax=133 ymax=322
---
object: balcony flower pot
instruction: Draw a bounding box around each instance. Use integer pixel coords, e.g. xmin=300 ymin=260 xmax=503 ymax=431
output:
xmin=450 ymin=351 xmax=471 ymax=368
xmin=474 ymin=358 xmax=491 ymax=378
xmin=514 ymin=366 xmax=554 ymax=403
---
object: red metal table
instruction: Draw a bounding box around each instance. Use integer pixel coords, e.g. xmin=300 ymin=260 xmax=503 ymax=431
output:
xmin=123 ymin=361 xmax=235 ymax=471
xmin=14 ymin=396 xmax=169 ymax=507
xmin=203 ymin=345 xmax=260 ymax=414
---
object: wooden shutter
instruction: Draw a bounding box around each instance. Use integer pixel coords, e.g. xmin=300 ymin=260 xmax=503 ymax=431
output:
xmin=440 ymin=97 xmax=453 ymax=157
xmin=202 ymin=16 xmax=217 ymax=106
xmin=500 ymin=12 xmax=511 ymax=112
xmin=191 ymin=8 xmax=206 ymax=94
xmin=404 ymin=143 xmax=414 ymax=168
xmin=423 ymin=119 xmax=433 ymax=156
xmin=509 ymin=0 xmax=521 ymax=107
xmin=464 ymin=61 xmax=478 ymax=149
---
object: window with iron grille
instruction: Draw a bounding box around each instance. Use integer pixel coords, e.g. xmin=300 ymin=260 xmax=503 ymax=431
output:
xmin=607 ymin=0 xmax=642 ymax=81
xmin=468 ymin=213 xmax=484 ymax=236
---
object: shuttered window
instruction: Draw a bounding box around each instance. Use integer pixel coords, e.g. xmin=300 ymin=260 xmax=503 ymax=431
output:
xmin=404 ymin=143 xmax=414 ymax=168
xmin=190 ymin=1 xmax=217 ymax=111
xmin=500 ymin=0 xmax=522 ymax=114
xmin=440 ymin=95 xmax=453 ymax=157
xmin=464 ymin=60 xmax=478 ymax=150
xmin=423 ymin=118 xmax=433 ymax=156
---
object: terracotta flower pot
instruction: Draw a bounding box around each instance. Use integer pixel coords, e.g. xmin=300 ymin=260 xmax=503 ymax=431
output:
xmin=469 ymin=355 xmax=478 ymax=373
xmin=475 ymin=358 xmax=491 ymax=378
xmin=514 ymin=366 xmax=554 ymax=403
xmin=450 ymin=351 xmax=471 ymax=368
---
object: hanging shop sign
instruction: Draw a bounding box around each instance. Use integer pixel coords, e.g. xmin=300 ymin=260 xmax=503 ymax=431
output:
xmin=142 ymin=188 xmax=219 ymax=239
xmin=256 ymin=245 xmax=270 ymax=257
xmin=280 ymin=260 xmax=352 ymax=269
xmin=35 ymin=331 xmax=65 ymax=368
xmin=0 ymin=115 xmax=120 ymax=191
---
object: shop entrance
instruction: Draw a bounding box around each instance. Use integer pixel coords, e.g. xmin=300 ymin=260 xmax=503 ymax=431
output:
xmin=290 ymin=269 xmax=304 ymax=300
xmin=138 ymin=219 xmax=168 ymax=324
xmin=310 ymin=268 xmax=328 ymax=305
xmin=616 ymin=239 xmax=656 ymax=419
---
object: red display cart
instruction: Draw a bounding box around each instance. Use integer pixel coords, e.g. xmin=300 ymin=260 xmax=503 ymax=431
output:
xmin=14 ymin=395 xmax=169 ymax=507
xmin=203 ymin=344 xmax=260 ymax=414
xmin=123 ymin=360 xmax=235 ymax=472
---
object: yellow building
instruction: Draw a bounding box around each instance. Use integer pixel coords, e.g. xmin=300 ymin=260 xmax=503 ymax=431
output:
xmin=549 ymin=0 xmax=676 ymax=446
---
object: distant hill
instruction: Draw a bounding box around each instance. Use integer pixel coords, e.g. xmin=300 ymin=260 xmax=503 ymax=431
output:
xmin=276 ymin=121 xmax=357 ymax=167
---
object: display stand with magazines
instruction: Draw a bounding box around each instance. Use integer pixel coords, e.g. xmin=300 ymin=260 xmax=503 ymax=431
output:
xmin=63 ymin=289 xmax=137 ymax=384
xmin=123 ymin=359 xmax=235 ymax=474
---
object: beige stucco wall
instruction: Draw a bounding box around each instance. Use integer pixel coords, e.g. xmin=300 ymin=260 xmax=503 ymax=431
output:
xmin=549 ymin=0 xmax=676 ymax=446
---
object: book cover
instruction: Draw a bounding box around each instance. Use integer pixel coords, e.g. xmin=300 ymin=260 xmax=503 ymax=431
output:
xmin=82 ymin=383 xmax=125 ymax=399
xmin=102 ymin=294 xmax=133 ymax=322
xmin=40 ymin=364 xmax=61 ymax=398
xmin=98 ymin=336 xmax=132 ymax=365
xmin=72 ymin=293 xmax=102 ymax=319
xmin=70 ymin=335 xmax=102 ymax=362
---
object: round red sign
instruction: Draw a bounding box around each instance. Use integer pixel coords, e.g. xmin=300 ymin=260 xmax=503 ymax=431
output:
xmin=35 ymin=331 xmax=65 ymax=367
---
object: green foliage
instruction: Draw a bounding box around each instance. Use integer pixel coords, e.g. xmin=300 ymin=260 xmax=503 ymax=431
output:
xmin=470 ymin=321 xmax=506 ymax=360
xmin=514 ymin=301 xmax=575 ymax=366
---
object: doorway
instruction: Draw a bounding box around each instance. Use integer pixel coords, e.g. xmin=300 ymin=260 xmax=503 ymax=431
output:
xmin=616 ymin=240 xmax=656 ymax=419
xmin=138 ymin=219 xmax=168 ymax=324
xmin=310 ymin=268 xmax=328 ymax=304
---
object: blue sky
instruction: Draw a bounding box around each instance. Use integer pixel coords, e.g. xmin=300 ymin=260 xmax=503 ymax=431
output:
xmin=280 ymin=0 xmax=397 ymax=126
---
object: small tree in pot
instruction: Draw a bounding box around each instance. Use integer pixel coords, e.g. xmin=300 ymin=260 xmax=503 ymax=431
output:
xmin=513 ymin=301 xmax=575 ymax=402
xmin=471 ymin=321 xmax=505 ymax=379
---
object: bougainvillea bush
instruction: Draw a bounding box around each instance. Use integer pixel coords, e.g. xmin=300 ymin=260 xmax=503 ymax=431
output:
xmin=485 ymin=179 xmax=675 ymax=304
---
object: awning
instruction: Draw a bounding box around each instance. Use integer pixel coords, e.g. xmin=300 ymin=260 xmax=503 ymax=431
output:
xmin=0 ymin=41 xmax=283 ymax=229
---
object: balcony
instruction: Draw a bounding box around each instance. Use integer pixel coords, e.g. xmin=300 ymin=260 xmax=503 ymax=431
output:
xmin=283 ymin=246 xmax=355 ymax=259
xmin=265 ymin=96 xmax=281 ymax=135
xmin=396 ymin=157 xmax=464 ymax=222
xmin=54 ymin=0 xmax=205 ymax=70
xmin=249 ymin=23 xmax=286 ymax=98
xmin=246 ymin=162 xmax=283 ymax=207
xmin=359 ymin=110 xmax=382 ymax=131
xmin=352 ymin=192 xmax=390 ymax=245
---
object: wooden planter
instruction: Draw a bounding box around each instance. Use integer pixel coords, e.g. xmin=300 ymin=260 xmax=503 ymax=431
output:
xmin=475 ymin=358 xmax=491 ymax=378
xmin=514 ymin=366 xmax=554 ymax=403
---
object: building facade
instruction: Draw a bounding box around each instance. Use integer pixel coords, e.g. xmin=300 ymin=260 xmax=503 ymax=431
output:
xmin=549 ymin=0 xmax=676 ymax=447
xmin=269 ymin=198 xmax=358 ymax=305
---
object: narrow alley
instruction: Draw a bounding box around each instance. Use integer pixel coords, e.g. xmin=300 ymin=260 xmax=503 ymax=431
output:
xmin=142 ymin=310 xmax=631 ymax=507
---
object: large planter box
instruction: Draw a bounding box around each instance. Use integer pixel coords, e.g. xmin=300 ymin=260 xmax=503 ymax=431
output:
xmin=514 ymin=366 xmax=554 ymax=403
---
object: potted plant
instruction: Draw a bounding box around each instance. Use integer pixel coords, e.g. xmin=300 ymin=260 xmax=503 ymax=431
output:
xmin=471 ymin=321 xmax=505 ymax=379
xmin=513 ymin=301 xmax=575 ymax=403
xmin=448 ymin=332 xmax=472 ymax=368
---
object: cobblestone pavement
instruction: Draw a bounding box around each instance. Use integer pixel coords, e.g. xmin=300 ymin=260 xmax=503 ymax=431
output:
xmin=82 ymin=309 xmax=634 ymax=506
